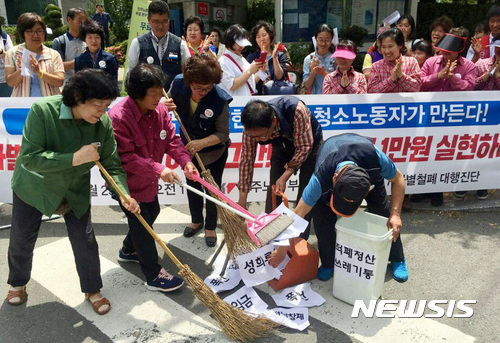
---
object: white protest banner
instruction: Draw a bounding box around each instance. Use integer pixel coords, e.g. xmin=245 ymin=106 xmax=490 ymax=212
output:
xmin=204 ymin=255 xmax=241 ymax=293
xmin=236 ymin=245 xmax=282 ymax=287
xmin=271 ymin=283 xmax=326 ymax=308
xmin=263 ymin=307 xmax=310 ymax=331
xmin=1 ymin=91 xmax=499 ymax=204
xmin=334 ymin=241 xmax=376 ymax=284
xmin=223 ymin=286 xmax=268 ymax=314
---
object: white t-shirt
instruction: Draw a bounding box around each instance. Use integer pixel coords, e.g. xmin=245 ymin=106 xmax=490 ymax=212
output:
xmin=218 ymin=50 xmax=256 ymax=97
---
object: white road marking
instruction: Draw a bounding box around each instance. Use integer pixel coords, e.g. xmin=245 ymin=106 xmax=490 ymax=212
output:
xmin=31 ymin=238 xmax=232 ymax=343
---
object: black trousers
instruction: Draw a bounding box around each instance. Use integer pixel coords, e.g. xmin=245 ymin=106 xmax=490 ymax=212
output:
xmin=313 ymin=186 xmax=405 ymax=269
xmin=186 ymin=148 xmax=228 ymax=231
xmin=8 ymin=192 xmax=102 ymax=293
xmin=120 ymin=195 xmax=162 ymax=283
xmin=265 ymin=142 xmax=320 ymax=239
xmin=101 ymin=30 xmax=110 ymax=49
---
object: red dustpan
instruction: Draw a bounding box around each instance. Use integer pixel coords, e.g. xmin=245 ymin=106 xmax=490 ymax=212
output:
xmin=267 ymin=188 xmax=319 ymax=291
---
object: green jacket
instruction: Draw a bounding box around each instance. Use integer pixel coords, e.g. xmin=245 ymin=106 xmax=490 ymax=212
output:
xmin=11 ymin=95 xmax=129 ymax=218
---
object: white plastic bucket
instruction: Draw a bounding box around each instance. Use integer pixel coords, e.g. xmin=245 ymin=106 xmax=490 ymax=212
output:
xmin=332 ymin=210 xmax=393 ymax=305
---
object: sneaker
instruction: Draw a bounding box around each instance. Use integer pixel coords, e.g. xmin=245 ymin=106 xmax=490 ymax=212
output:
xmin=317 ymin=265 xmax=334 ymax=281
xmin=391 ymin=259 xmax=408 ymax=282
xmin=476 ymin=190 xmax=489 ymax=200
xmin=146 ymin=268 xmax=184 ymax=292
xmin=117 ymin=248 xmax=139 ymax=263
xmin=454 ymin=191 xmax=466 ymax=199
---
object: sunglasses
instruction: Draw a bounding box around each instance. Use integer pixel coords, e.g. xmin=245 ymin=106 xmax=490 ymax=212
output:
xmin=336 ymin=44 xmax=355 ymax=52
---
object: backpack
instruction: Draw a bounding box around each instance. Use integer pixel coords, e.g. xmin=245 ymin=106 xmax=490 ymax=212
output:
xmin=55 ymin=35 xmax=66 ymax=60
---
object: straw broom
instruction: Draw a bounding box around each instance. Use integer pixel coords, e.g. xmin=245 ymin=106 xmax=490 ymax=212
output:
xmin=163 ymin=90 xmax=257 ymax=258
xmin=96 ymin=161 xmax=279 ymax=342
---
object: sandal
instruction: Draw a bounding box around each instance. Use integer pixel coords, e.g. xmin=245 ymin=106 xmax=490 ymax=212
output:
xmin=183 ymin=223 xmax=203 ymax=237
xmin=85 ymin=293 xmax=111 ymax=315
xmin=7 ymin=286 xmax=27 ymax=306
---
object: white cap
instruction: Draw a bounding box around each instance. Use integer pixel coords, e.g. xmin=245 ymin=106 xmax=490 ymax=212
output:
xmin=235 ymin=37 xmax=252 ymax=47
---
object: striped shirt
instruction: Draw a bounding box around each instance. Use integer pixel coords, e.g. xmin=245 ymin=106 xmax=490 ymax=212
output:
xmin=238 ymin=101 xmax=314 ymax=193
xmin=367 ymin=55 xmax=422 ymax=93
xmin=322 ymin=67 xmax=367 ymax=94
xmin=6 ymin=43 xmax=64 ymax=97
xmin=474 ymin=57 xmax=500 ymax=90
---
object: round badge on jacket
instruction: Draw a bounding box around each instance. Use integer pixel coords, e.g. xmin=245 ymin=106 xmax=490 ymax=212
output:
xmin=454 ymin=73 xmax=462 ymax=79
xmin=99 ymin=60 xmax=106 ymax=68
xmin=160 ymin=130 xmax=167 ymax=140
xmin=147 ymin=56 xmax=154 ymax=64
xmin=204 ymin=109 xmax=214 ymax=118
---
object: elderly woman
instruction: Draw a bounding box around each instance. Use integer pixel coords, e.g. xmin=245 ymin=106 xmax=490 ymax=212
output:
xmin=323 ymin=40 xmax=367 ymax=94
xmin=5 ymin=12 xmax=64 ymax=96
xmin=367 ymin=28 xmax=422 ymax=93
xmin=218 ymin=24 xmax=264 ymax=96
xmin=6 ymin=70 xmax=139 ymax=315
xmin=109 ymin=63 xmax=196 ymax=292
xmin=75 ymin=19 xmax=118 ymax=79
xmin=209 ymin=27 xmax=226 ymax=58
xmin=429 ymin=16 xmax=454 ymax=55
xmin=302 ymin=23 xmax=336 ymax=94
xmin=246 ymin=21 xmax=286 ymax=95
xmin=167 ymin=54 xmax=232 ymax=247
xmin=184 ymin=16 xmax=212 ymax=56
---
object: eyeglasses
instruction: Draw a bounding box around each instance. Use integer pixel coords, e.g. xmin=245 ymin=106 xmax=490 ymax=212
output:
xmin=191 ymin=85 xmax=213 ymax=93
xmin=150 ymin=20 xmax=169 ymax=26
xmin=25 ymin=29 xmax=45 ymax=36
xmin=246 ymin=125 xmax=272 ymax=140
xmin=317 ymin=39 xmax=332 ymax=44
xmin=336 ymin=44 xmax=355 ymax=52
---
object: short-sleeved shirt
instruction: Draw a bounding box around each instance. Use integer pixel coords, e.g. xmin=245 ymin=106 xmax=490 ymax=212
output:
xmin=52 ymin=32 xmax=87 ymax=84
xmin=6 ymin=43 xmax=64 ymax=97
xmin=218 ymin=50 xmax=257 ymax=97
xmin=303 ymin=51 xmax=336 ymax=94
xmin=301 ymin=146 xmax=396 ymax=207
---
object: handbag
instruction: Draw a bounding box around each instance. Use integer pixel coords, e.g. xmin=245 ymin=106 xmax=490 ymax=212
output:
xmin=262 ymin=80 xmax=296 ymax=95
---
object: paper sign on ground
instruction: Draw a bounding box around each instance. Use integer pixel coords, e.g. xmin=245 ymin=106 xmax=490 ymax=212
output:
xmin=263 ymin=307 xmax=310 ymax=331
xmin=270 ymin=203 xmax=309 ymax=245
xmin=204 ymin=255 xmax=241 ymax=293
xmin=223 ymin=286 xmax=268 ymax=314
xmin=271 ymin=283 xmax=326 ymax=308
xmin=236 ymin=245 xmax=282 ymax=287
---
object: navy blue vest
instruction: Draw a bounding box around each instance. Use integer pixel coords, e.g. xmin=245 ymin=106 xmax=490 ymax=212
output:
xmin=261 ymin=96 xmax=323 ymax=149
xmin=170 ymin=75 xmax=233 ymax=152
xmin=314 ymin=133 xmax=384 ymax=204
xmin=138 ymin=32 xmax=182 ymax=92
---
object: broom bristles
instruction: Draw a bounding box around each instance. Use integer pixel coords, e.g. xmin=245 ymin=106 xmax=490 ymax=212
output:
xmin=178 ymin=264 xmax=279 ymax=342
xmin=255 ymin=215 xmax=294 ymax=246
xmin=201 ymin=170 xmax=258 ymax=259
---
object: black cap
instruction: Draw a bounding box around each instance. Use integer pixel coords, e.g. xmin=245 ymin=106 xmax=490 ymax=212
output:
xmin=435 ymin=33 xmax=467 ymax=53
xmin=330 ymin=165 xmax=371 ymax=217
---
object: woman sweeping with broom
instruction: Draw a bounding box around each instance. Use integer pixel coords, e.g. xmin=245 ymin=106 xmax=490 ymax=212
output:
xmin=108 ymin=63 xmax=197 ymax=292
xmin=167 ymin=53 xmax=232 ymax=247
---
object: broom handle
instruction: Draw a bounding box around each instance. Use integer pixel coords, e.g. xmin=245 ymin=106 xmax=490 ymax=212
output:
xmin=174 ymin=179 xmax=256 ymax=222
xmin=191 ymin=173 xmax=253 ymax=217
xmin=95 ymin=161 xmax=183 ymax=267
xmin=162 ymin=89 xmax=206 ymax=172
